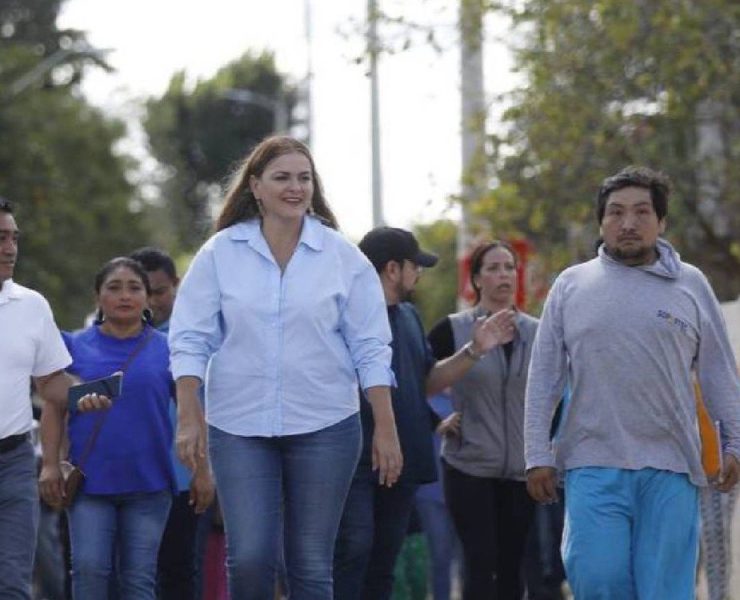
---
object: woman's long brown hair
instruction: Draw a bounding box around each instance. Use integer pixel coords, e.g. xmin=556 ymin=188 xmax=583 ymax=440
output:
xmin=215 ymin=136 xmax=338 ymax=232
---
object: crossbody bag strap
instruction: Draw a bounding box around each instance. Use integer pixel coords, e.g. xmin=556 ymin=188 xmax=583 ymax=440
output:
xmin=76 ymin=326 xmax=154 ymax=471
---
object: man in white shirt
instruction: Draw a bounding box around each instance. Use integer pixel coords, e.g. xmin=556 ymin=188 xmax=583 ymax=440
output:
xmin=0 ymin=197 xmax=72 ymax=600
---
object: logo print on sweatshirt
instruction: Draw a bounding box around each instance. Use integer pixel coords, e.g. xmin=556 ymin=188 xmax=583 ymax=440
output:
xmin=656 ymin=309 xmax=689 ymax=334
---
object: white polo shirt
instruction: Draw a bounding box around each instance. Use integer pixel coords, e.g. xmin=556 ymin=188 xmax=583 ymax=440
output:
xmin=0 ymin=279 xmax=71 ymax=439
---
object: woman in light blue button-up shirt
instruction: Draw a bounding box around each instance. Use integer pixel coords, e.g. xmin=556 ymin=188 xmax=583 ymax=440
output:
xmin=169 ymin=136 xmax=402 ymax=599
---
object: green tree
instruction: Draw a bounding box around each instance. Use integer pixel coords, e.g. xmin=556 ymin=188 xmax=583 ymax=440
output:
xmin=412 ymin=219 xmax=458 ymax=329
xmin=2 ymin=0 xmax=78 ymax=50
xmin=0 ymin=0 xmax=149 ymax=328
xmin=144 ymin=51 xmax=296 ymax=252
xmin=1 ymin=0 xmax=110 ymax=89
xmin=485 ymin=0 xmax=740 ymax=299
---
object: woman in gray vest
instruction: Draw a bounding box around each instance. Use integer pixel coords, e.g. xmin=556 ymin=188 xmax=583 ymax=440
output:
xmin=427 ymin=241 xmax=538 ymax=600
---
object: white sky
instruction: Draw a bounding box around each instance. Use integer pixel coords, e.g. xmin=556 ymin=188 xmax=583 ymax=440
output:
xmin=59 ymin=0 xmax=515 ymax=241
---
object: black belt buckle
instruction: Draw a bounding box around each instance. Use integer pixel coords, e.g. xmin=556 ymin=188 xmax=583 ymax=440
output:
xmin=0 ymin=433 xmax=28 ymax=454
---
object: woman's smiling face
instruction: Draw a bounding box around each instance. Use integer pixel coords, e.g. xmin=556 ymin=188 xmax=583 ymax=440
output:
xmin=249 ymin=152 xmax=314 ymax=223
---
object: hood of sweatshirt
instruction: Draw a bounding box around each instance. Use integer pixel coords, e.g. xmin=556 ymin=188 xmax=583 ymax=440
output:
xmin=598 ymin=237 xmax=681 ymax=280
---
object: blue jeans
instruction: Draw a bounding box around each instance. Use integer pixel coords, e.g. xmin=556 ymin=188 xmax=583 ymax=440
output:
xmin=563 ymin=467 xmax=698 ymax=600
xmin=0 ymin=438 xmax=38 ymax=600
xmin=209 ymin=413 xmax=361 ymax=600
xmin=523 ymin=498 xmax=566 ymax=600
xmin=67 ymin=490 xmax=172 ymax=599
xmin=333 ymin=463 xmax=418 ymax=600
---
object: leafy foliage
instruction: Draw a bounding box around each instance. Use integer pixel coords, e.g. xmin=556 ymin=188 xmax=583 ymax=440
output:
xmin=412 ymin=219 xmax=458 ymax=329
xmin=0 ymin=0 xmax=148 ymax=328
xmin=487 ymin=0 xmax=740 ymax=299
xmin=0 ymin=0 xmax=110 ymax=89
xmin=143 ymin=51 xmax=295 ymax=252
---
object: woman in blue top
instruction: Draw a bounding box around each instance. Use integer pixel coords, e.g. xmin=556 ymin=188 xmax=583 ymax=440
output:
xmin=169 ymin=136 xmax=402 ymax=600
xmin=40 ymin=257 xmax=175 ymax=599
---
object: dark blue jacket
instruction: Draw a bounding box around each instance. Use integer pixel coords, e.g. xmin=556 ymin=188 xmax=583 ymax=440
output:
xmin=359 ymin=302 xmax=437 ymax=484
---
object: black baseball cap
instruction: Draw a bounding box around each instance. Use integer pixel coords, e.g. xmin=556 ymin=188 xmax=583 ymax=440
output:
xmin=358 ymin=226 xmax=438 ymax=272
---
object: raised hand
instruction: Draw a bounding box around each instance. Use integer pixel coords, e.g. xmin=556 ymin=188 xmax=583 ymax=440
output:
xmin=470 ymin=308 xmax=516 ymax=355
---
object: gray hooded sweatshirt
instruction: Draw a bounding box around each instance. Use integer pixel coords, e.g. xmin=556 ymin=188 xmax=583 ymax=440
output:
xmin=525 ymin=239 xmax=740 ymax=486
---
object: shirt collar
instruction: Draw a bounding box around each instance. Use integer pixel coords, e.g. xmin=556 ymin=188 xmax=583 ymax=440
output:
xmin=227 ymin=216 xmax=325 ymax=253
xmin=0 ymin=279 xmax=21 ymax=305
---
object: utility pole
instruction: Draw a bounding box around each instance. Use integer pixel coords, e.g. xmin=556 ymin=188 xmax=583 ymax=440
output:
xmin=303 ymin=0 xmax=314 ymax=146
xmin=696 ymin=98 xmax=728 ymax=237
xmin=368 ymin=0 xmax=384 ymax=227
xmin=458 ymin=0 xmax=487 ymax=305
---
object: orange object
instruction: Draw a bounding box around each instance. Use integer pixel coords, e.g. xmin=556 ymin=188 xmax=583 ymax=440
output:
xmin=695 ymin=381 xmax=722 ymax=478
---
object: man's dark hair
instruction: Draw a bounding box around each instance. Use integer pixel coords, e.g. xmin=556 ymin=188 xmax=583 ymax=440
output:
xmin=596 ymin=166 xmax=671 ymax=223
xmin=129 ymin=247 xmax=177 ymax=280
xmin=0 ymin=196 xmax=13 ymax=214
xmin=358 ymin=227 xmax=438 ymax=274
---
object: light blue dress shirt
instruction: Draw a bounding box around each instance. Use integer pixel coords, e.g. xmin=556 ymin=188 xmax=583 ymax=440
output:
xmin=158 ymin=319 xmax=192 ymax=492
xmin=169 ymin=216 xmax=394 ymax=437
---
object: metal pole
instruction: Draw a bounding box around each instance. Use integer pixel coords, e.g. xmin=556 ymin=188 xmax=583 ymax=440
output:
xmin=303 ymin=0 xmax=314 ymax=147
xmin=458 ymin=0 xmax=486 ymax=306
xmin=368 ymin=0 xmax=384 ymax=227
xmin=696 ymin=98 xmax=728 ymax=237
xmin=221 ymin=88 xmax=286 ymax=133
xmin=274 ymin=95 xmax=289 ymax=134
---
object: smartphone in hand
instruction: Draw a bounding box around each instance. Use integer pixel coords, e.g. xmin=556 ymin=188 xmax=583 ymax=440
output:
xmin=68 ymin=372 xmax=123 ymax=412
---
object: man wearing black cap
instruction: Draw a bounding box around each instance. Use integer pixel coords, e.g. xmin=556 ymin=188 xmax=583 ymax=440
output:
xmin=333 ymin=226 xmax=516 ymax=600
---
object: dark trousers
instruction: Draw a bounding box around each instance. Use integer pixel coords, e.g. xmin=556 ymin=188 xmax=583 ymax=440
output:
xmin=157 ymin=490 xmax=200 ymax=600
xmin=333 ymin=464 xmax=418 ymax=600
xmin=523 ymin=497 xmax=566 ymax=600
xmin=443 ymin=462 xmax=534 ymax=600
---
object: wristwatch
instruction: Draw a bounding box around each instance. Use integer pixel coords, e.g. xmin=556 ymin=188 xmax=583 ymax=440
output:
xmin=463 ymin=341 xmax=484 ymax=361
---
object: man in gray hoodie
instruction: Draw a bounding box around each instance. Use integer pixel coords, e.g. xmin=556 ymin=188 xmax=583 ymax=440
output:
xmin=524 ymin=166 xmax=740 ymax=599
